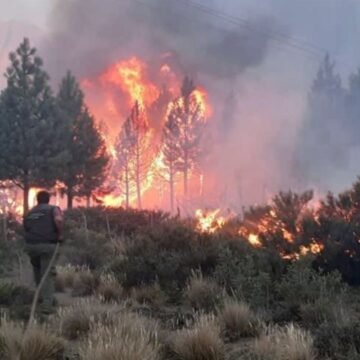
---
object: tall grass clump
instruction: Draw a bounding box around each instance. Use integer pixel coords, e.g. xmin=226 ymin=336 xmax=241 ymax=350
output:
xmin=170 ymin=314 xmax=225 ymax=360
xmin=253 ymin=323 xmax=315 ymax=360
xmin=184 ymin=270 xmax=222 ymax=312
xmin=219 ymin=299 xmax=262 ymax=341
xmin=57 ymin=298 xmax=121 ymax=340
xmin=96 ymin=273 xmax=124 ymax=303
xmin=0 ymin=318 xmax=64 ymax=360
xmin=79 ymin=311 xmax=159 ymax=360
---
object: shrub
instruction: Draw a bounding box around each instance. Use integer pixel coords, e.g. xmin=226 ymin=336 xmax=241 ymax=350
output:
xmin=0 ymin=282 xmax=33 ymax=307
xmin=61 ymin=227 xmax=113 ymax=269
xmin=277 ymin=258 xmax=346 ymax=307
xmin=55 ymin=265 xmax=79 ymax=292
xmin=253 ymin=324 xmax=315 ymax=360
xmin=213 ymin=246 xmax=278 ymax=309
xmin=0 ymin=318 xmax=65 ymax=360
xmin=314 ymin=319 xmax=360 ymax=359
xmin=72 ymin=268 xmax=99 ymax=297
xmin=219 ymin=299 xmax=262 ymax=341
xmin=169 ymin=314 xmax=225 ymax=360
xmin=79 ymin=310 xmax=159 ymax=360
xmin=131 ymin=282 xmax=166 ymax=307
xmin=96 ymin=274 xmax=124 ymax=303
xmin=57 ymin=298 xmax=121 ymax=340
xmin=184 ymin=271 xmax=222 ymax=311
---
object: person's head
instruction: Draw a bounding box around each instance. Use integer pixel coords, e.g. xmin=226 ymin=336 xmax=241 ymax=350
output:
xmin=37 ymin=191 xmax=50 ymax=205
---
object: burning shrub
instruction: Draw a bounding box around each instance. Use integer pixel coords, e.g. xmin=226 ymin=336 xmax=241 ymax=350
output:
xmin=219 ymin=299 xmax=262 ymax=341
xmin=253 ymin=323 xmax=315 ymax=360
xmin=184 ymin=270 xmax=222 ymax=312
xmin=169 ymin=314 xmax=225 ymax=360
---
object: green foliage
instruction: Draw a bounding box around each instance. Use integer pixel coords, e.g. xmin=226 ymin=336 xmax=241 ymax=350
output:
xmin=0 ymin=38 xmax=65 ymax=213
xmin=56 ymin=71 xmax=109 ymax=208
xmin=276 ymin=258 xmax=346 ymax=306
xmin=315 ymin=321 xmax=360 ymax=360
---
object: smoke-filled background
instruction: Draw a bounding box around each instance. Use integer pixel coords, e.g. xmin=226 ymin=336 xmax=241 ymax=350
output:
xmin=1 ymin=0 xmax=360 ymax=210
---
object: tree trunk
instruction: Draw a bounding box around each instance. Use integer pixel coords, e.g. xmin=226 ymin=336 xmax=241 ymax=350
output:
xmin=136 ymin=145 xmax=142 ymax=209
xmin=23 ymin=180 xmax=30 ymax=216
xmin=86 ymin=195 xmax=91 ymax=208
xmin=183 ymin=152 xmax=189 ymax=200
xmin=67 ymin=187 xmax=73 ymax=209
xmin=125 ymin=165 xmax=129 ymax=209
xmin=169 ymin=163 xmax=174 ymax=213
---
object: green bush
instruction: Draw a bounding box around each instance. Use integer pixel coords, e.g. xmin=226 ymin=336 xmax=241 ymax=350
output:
xmin=315 ymin=321 xmax=360 ymax=359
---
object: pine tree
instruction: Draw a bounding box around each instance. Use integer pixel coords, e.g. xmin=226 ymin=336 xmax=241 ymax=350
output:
xmin=114 ymin=102 xmax=152 ymax=209
xmin=347 ymin=68 xmax=360 ymax=145
xmin=161 ymin=109 xmax=182 ymax=212
xmin=76 ymin=109 xmax=109 ymax=206
xmin=57 ymin=71 xmax=109 ymax=208
xmin=114 ymin=117 xmax=135 ymax=209
xmin=295 ymin=55 xmax=346 ymax=186
xmin=0 ymin=38 xmax=65 ymax=214
xmin=168 ymin=77 xmax=206 ymax=200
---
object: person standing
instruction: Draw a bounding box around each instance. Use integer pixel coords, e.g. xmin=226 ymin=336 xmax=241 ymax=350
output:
xmin=23 ymin=190 xmax=63 ymax=314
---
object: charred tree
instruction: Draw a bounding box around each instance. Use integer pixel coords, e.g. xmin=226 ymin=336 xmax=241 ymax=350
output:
xmin=161 ymin=109 xmax=182 ymax=212
xmin=167 ymin=77 xmax=206 ymax=202
xmin=115 ymin=102 xmax=151 ymax=209
xmin=115 ymin=117 xmax=135 ymax=209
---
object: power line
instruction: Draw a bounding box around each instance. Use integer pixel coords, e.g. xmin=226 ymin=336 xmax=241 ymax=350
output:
xmin=177 ymin=0 xmax=327 ymax=58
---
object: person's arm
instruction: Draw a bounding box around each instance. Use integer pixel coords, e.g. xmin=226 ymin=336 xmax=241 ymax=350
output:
xmin=53 ymin=207 xmax=64 ymax=242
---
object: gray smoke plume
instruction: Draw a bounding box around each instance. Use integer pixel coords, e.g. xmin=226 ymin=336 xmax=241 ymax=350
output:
xmin=43 ymin=0 xmax=277 ymax=82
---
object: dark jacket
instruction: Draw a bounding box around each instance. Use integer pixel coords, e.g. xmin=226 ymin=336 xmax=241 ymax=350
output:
xmin=24 ymin=204 xmax=59 ymax=244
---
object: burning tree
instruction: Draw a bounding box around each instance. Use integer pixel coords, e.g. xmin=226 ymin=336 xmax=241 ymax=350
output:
xmin=57 ymin=71 xmax=109 ymax=208
xmin=114 ymin=102 xmax=152 ymax=209
xmin=0 ymin=38 xmax=65 ymax=214
xmin=165 ymin=77 xmax=206 ymax=203
xmin=161 ymin=109 xmax=182 ymax=212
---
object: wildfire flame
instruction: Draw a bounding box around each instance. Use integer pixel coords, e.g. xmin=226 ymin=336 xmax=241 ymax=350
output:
xmin=83 ymin=55 xmax=212 ymax=209
xmin=195 ymin=208 xmax=226 ymax=234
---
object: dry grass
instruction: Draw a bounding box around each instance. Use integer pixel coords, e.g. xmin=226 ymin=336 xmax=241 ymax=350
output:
xmin=97 ymin=274 xmax=124 ymax=303
xmin=184 ymin=270 xmax=222 ymax=311
xmin=57 ymin=298 xmax=121 ymax=340
xmin=131 ymin=282 xmax=166 ymax=307
xmin=253 ymin=323 xmax=316 ymax=360
xmin=72 ymin=268 xmax=99 ymax=297
xmin=170 ymin=314 xmax=225 ymax=360
xmin=79 ymin=310 xmax=159 ymax=360
xmin=55 ymin=265 xmax=80 ymax=292
xmin=219 ymin=299 xmax=262 ymax=340
xmin=0 ymin=318 xmax=64 ymax=360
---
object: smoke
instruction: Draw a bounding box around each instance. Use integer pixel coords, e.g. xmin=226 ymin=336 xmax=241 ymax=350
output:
xmin=43 ymin=0 xmax=276 ymax=81
xmin=40 ymin=0 xmax=360 ymax=208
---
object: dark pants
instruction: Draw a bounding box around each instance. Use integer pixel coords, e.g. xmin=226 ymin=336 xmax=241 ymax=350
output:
xmin=25 ymin=243 xmax=58 ymax=310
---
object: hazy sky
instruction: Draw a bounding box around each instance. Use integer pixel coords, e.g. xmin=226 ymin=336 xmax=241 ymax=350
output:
xmin=0 ymin=0 xmax=51 ymax=29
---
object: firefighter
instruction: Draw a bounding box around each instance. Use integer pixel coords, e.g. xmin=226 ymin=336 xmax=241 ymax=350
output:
xmin=23 ymin=190 xmax=63 ymax=314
